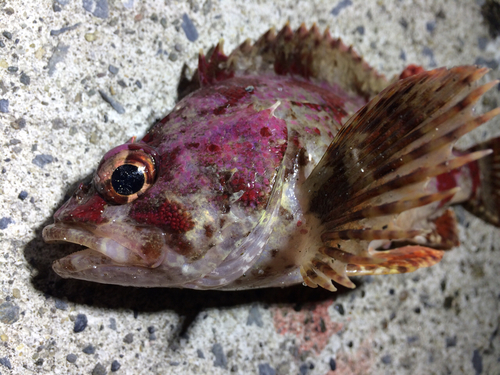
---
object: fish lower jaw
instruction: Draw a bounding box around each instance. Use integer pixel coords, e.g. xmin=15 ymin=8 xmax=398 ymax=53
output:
xmin=42 ymin=223 xmax=148 ymax=273
xmin=51 ymin=248 xmax=166 ymax=287
xmin=52 ymin=248 xmax=115 ymax=277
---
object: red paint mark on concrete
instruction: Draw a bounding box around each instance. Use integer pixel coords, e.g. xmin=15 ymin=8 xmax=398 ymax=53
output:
xmin=325 ymin=338 xmax=374 ymax=375
xmin=272 ymin=301 xmax=342 ymax=354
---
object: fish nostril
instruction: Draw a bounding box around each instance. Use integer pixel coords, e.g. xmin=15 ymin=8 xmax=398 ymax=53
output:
xmin=72 ymin=179 xmax=93 ymax=202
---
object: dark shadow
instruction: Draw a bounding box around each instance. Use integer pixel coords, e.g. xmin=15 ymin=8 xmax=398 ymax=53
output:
xmin=26 ymin=224 xmax=359 ymax=337
xmin=25 ymin=178 xmax=360 ymax=338
xmin=176 ymin=63 xmax=201 ymax=101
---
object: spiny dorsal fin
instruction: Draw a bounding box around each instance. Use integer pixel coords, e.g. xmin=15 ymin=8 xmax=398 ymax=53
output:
xmin=196 ymin=24 xmax=388 ymax=98
xmin=198 ymin=42 xmax=233 ymax=86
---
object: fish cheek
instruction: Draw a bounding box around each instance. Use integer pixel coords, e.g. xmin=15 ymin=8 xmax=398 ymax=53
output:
xmin=130 ymin=197 xmax=194 ymax=233
xmin=135 ymin=229 xmax=165 ymax=265
xmin=167 ymin=233 xmax=195 ymax=258
xmin=204 ymin=224 xmax=214 ymax=238
xmin=129 ymin=197 xmax=198 ymax=258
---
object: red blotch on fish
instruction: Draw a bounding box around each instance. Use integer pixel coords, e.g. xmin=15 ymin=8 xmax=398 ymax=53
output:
xmin=304 ymin=126 xmax=321 ymax=135
xmin=57 ymin=192 xmax=107 ymax=225
xmin=130 ymin=199 xmax=194 ymax=233
xmin=260 ymin=127 xmax=272 ymax=137
xmin=399 ymin=64 xmax=425 ymax=79
xmin=436 ymin=168 xmax=461 ymax=207
xmin=467 ymin=159 xmax=481 ymax=197
xmin=208 ymin=144 xmax=221 ymax=152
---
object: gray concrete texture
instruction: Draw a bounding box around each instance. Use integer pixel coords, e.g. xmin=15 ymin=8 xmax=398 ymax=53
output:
xmin=0 ymin=0 xmax=500 ymax=374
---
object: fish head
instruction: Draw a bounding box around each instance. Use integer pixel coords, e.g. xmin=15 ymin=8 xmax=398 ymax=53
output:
xmin=43 ymin=94 xmax=289 ymax=287
xmin=42 ymin=139 xmax=194 ymax=285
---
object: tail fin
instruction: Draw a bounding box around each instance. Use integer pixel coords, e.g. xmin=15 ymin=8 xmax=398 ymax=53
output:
xmin=463 ymin=136 xmax=500 ymax=226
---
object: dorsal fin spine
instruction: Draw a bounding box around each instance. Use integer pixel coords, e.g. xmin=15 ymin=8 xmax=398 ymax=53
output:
xmin=194 ymin=24 xmax=387 ymax=98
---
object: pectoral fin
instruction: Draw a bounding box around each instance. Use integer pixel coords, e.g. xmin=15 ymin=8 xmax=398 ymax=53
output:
xmin=344 ymin=246 xmax=444 ymax=276
xmin=299 ymin=66 xmax=500 ymax=291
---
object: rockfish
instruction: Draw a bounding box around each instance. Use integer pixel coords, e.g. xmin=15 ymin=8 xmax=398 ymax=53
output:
xmin=43 ymin=25 xmax=500 ymax=291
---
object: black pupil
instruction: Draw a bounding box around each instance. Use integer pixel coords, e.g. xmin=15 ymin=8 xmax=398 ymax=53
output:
xmin=111 ymin=164 xmax=145 ymax=195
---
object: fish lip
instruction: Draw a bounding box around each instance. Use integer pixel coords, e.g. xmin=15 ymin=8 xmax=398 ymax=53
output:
xmin=42 ymin=223 xmax=143 ymax=268
xmin=42 ymin=223 xmax=111 ymax=278
xmin=52 ymin=248 xmax=116 ymax=278
xmin=42 ymin=223 xmax=160 ymax=285
xmin=50 ymin=246 xmax=171 ymax=287
xmin=43 ymin=222 xmax=94 ymax=245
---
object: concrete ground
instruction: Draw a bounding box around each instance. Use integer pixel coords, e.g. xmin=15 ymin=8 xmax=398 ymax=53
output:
xmin=1 ymin=0 xmax=500 ymax=374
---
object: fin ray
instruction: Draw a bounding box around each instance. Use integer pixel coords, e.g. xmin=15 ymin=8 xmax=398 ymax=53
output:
xmin=312 ymin=259 xmax=356 ymax=289
xmin=337 ymin=149 xmax=491 ymax=215
xmin=345 ymin=246 xmax=444 ymax=276
xmin=324 ymin=188 xmax=459 ymax=229
xmin=321 ymin=229 xmax=423 ymax=242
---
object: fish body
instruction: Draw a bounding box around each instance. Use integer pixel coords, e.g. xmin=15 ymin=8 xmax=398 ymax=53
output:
xmin=43 ymin=25 xmax=500 ymax=291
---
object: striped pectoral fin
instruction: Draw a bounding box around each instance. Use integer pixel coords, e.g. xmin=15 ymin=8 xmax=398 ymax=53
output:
xmin=300 ymin=257 xmax=356 ymax=292
xmin=298 ymin=66 xmax=500 ymax=292
xmin=303 ymin=66 xmax=500 ymax=228
xmin=344 ymin=246 xmax=444 ymax=276
xmin=299 ymin=241 xmax=444 ymax=290
xmin=301 ymin=215 xmax=453 ymax=290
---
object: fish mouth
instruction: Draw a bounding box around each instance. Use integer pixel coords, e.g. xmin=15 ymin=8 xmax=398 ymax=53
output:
xmin=43 ymin=223 xmax=156 ymax=284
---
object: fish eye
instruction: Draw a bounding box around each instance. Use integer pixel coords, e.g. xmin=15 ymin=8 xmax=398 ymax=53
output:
xmin=94 ymin=144 xmax=159 ymax=204
xmin=111 ymin=164 xmax=145 ymax=195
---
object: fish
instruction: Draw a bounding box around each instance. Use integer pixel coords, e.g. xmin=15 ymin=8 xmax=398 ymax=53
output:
xmin=42 ymin=24 xmax=500 ymax=291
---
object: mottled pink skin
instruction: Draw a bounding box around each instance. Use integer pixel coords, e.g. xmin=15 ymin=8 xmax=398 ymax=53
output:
xmin=136 ymin=74 xmax=358 ymax=212
xmin=140 ymin=82 xmax=288 ymax=212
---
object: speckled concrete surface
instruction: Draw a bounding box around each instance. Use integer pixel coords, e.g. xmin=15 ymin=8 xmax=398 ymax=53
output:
xmin=1 ymin=0 xmax=500 ymax=374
